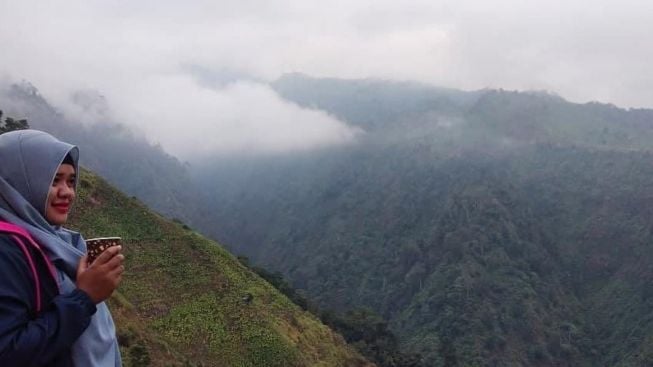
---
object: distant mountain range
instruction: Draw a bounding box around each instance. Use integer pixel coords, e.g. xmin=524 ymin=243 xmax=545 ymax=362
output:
xmin=194 ymin=74 xmax=653 ymax=366
xmin=4 ymin=73 xmax=653 ymax=366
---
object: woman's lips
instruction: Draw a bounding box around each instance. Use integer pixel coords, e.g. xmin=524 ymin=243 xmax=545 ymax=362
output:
xmin=52 ymin=203 xmax=70 ymax=213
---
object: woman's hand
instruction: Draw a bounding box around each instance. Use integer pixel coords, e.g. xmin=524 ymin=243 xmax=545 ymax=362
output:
xmin=75 ymin=246 xmax=124 ymax=304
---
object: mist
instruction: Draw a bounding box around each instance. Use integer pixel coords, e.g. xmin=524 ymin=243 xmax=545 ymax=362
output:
xmin=1 ymin=0 xmax=652 ymax=160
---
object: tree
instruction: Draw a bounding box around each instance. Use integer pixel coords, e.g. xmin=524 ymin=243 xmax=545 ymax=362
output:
xmin=0 ymin=110 xmax=29 ymax=134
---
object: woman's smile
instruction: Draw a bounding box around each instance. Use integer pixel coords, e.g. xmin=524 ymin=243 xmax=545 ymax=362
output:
xmin=51 ymin=202 xmax=70 ymax=214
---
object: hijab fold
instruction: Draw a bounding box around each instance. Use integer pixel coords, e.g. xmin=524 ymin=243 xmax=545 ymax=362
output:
xmin=0 ymin=129 xmax=121 ymax=366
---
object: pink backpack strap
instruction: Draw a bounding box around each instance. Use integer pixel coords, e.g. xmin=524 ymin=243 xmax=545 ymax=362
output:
xmin=0 ymin=221 xmax=59 ymax=315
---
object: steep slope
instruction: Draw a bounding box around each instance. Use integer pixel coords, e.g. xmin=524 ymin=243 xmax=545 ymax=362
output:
xmin=509 ymin=147 xmax=653 ymax=366
xmin=194 ymin=148 xmax=590 ymax=366
xmin=192 ymin=75 xmax=653 ymax=365
xmin=67 ymin=169 xmax=372 ymax=367
xmin=8 ymin=73 xmax=653 ymax=365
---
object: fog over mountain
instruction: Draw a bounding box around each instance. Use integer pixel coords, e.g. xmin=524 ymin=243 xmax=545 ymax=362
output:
xmin=5 ymin=64 xmax=653 ymax=367
xmin=2 ymin=0 xmax=653 ymax=160
xmin=5 ymin=2 xmax=653 ymax=365
xmin=190 ymin=74 xmax=653 ymax=366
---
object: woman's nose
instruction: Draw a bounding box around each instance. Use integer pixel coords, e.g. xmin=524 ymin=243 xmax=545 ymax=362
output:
xmin=59 ymin=185 xmax=75 ymax=198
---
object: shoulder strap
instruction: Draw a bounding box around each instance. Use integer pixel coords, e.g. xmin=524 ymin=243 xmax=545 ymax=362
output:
xmin=0 ymin=221 xmax=60 ymax=315
xmin=0 ymin=221 xmax=31 ymax=238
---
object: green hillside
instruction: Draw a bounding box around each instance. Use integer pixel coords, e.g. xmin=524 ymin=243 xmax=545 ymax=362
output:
xmin=189 ymin=75 xmax=653 ymax=366
xmin=67 ymin=169 xmax=372 ymax=367
xmin=8 ymin=74 xmax=653 ymax=365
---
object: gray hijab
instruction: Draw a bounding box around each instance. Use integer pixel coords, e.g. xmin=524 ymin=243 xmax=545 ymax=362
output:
xmin=0 ymin=129 xmax=121 ymax=366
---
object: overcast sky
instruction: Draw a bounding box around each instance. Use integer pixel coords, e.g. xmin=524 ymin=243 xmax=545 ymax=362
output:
xmin=1 ymin=0 xmax=652 ymax=158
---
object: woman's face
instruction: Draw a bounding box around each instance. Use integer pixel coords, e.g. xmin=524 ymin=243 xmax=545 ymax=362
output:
xmin=45 ymin=163 xmax=76 ymax=225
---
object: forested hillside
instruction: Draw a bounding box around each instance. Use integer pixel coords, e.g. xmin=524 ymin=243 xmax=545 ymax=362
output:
xmin=190 ymin=74 xmax=653 ymax=366
xmin=5 ymin=74 xmax=653 ymax=365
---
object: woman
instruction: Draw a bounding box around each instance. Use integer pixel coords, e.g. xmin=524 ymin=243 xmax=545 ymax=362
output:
xmin=0 ymin=129 xmax=124 ymax=366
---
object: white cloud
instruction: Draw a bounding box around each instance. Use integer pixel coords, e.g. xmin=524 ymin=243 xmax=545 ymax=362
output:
xmin=0 ymin=0 xmax=652 ymax=158
xmin=108 ymin=76 xmax=361 ymax=158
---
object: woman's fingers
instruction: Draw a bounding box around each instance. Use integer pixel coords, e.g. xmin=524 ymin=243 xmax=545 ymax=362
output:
xmin=108 ymin=264 xmax=125 ymax=277
xmin=77 ymin=252 xmax=125 ymax=303
xmin=103 ymin=254 xmax=124 ymax=270
xmin=91 ymin=245 xmax=122 ymax=266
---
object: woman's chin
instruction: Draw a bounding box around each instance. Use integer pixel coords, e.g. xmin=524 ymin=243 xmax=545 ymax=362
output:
xmin=46 ymin=212 xmax=68 ymax=226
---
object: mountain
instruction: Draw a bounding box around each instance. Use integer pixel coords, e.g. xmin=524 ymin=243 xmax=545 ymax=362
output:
xmin=67 ymin=168 xmax=371 ymax=367
xmin=272 ymin=73 xmax=481 ymax=132
xmin=6 ymin=73 xmax=653 ymax=365
xmin=189 ymin=74 xmax=653 ymax=365
xmin=0 ymin=82 xmax=203 ymax=227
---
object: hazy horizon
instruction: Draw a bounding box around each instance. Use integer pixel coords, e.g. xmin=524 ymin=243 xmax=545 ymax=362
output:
xmin=1 ymin=0 xmax=652 ymax=159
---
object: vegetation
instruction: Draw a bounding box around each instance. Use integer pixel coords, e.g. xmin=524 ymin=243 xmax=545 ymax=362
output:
xmin=238 ymin=256 xmax=424 ymax=367
xmin=0 ymin=110 xmax=28 ymax=133
xmin=65 ymin=169 xmax=371 ymax=366
xmin=7 ymin=74 xmax=653 ymax=365
xmin=189 ymin=74 xmax=653 ymax=365
xmin=322 ymin=309 xmax=425 ymax=367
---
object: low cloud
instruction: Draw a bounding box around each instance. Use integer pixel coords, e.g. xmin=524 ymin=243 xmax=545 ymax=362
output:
xmin=107 ymin=76 xmax=362 ymax=159
xmin=1 ymin=0 xmax=652 ymax=161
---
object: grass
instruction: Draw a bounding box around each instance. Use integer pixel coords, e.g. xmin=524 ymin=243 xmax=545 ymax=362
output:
xmin=68 ymin=169 xmax=372 ymax=367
